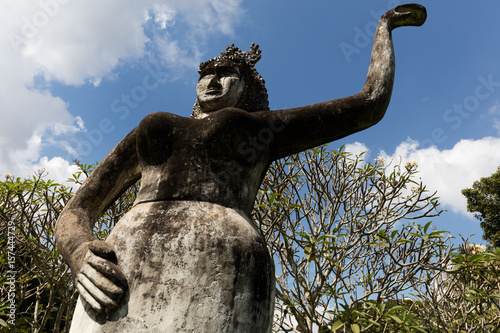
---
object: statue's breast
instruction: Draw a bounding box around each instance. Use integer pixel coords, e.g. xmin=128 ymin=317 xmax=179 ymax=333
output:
xmin=136 ymin=111 xmax=185 ymax=166
xmin=134 ymin=109 xmax=270 ymax=210
xmin=136 ymin=109 xmax=266 ymax=166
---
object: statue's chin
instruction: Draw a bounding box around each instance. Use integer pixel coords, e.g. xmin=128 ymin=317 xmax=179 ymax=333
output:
xmin=198 ymin=98 xmax=223 ymax=113
xmin=197 ymin=100 xmax=239 ymax=115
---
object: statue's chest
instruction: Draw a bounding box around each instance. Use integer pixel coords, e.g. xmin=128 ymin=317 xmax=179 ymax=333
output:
xmin=136 ymin=110 xmax=264 ymax=166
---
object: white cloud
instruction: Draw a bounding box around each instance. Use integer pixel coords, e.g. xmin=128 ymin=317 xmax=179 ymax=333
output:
xmin=378 ymin=137 xmax=500 ymax=217
xmin=33 ymin=156 xmax=80 ymax=186
xmin=344 ymin=141 xmax=370 ymax=158
xmin=152 ymin=4 xmax=177 ymax=29
xmin=0 ymin=0 xmax=244 ymax=180
xmin=174 ymin=0 xmax=244 ymax=36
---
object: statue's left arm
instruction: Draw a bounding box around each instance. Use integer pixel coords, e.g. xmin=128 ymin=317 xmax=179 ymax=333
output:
xmin=55 ymin=128 xmax=141 ymax=312
xmin=261 ymin=4 xmax=426 ymax=160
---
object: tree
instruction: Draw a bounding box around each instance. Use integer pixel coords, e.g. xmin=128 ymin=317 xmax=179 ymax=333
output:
xmin=462 ymin=166 xmax=500 ymax=247
xmin=411 ymin=239 xmax=500 ymax=332
xmin=0 ymin=170 xmax=75 ymax=332
xmin=253 ymin=145 xmax=450 ymax=332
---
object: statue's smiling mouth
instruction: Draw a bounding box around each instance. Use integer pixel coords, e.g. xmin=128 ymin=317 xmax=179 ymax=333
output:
xmin=206 ymin=88 xmax=222 ymax=95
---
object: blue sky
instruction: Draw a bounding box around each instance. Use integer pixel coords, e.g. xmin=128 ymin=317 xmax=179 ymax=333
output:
xmin=2 ymin=0 xmax=500 ymax=246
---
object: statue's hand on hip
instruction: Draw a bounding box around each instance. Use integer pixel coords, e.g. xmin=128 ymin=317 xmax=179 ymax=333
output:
xmin=75 ymin=240 xmax=128 ymax=313
xmin=383 ymin=3 xmax=427 ymax=29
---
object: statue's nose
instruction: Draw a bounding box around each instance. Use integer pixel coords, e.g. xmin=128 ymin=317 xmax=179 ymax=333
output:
xmin=208 ymin=75 xmax=222 ymax=88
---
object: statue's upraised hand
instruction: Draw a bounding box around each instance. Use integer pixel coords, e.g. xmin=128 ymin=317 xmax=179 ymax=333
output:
xmin=384 ymin=3 xmax=427 ymax=29
xmin=75 ymin=240 xmax=128 ymax=313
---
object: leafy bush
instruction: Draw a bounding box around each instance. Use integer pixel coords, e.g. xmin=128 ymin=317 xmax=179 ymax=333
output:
xmin=0 ymin=170 xmax=75 ymax=332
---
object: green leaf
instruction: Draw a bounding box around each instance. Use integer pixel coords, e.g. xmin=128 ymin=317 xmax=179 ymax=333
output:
xmin=350 ymin=323 xmax=360 ymax=333
xmin=423 ymin=221 xmax=432 ymax=234
xmin=330 ymin=320 xmax=344 ymax=331
xmin=282 ymin=296 xmax=295 ymax=306
xmin=295 ymin=232 xmax=312 ymax=241
xmin=468 ymin=254 xmax=484 ymax=263
xmin=317 ymin=234 xmax=337 ymax=242
xmin=387 ymin=314 xmax=403 ymax=324
xmin=367 ymin=318 xmax=381 ymax=327
xmin=387 ymin=305 xmax=406 ymax=313
xmin=305 ymin=246 xmax=313 ymax=261
xmin=390 ymin=230 xmax=399 ymax=239
xmin=269 ymin=193 xmax=279 ymax=205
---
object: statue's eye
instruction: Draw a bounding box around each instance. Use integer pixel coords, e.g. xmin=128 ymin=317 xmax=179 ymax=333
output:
xmin=217 ymin=66 xmax=240 ymax=78
xmin=199 ymin=72 xmax=215 ymax=81
xmin=220 ymin=72 xmax=236 ymax=78
xmin=199 ymin=66 xmax=239 ymax=81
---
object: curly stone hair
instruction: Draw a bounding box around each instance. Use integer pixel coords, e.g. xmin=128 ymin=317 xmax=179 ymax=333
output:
xmin=191 ymin=44 xmax=269 ymax=118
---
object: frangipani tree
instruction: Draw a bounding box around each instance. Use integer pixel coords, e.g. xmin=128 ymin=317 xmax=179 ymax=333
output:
xmin=253 ymin=146 xmax=450 ymax=332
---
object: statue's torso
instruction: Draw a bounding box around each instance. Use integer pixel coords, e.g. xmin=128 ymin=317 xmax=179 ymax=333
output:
xmin=135 ymin=109 xmax=271 ymax=213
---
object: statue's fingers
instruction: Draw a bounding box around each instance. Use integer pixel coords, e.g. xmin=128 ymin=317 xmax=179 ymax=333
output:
xmin=76 ymin=279 xmax=103 ymax=312
xmin=77 ymin=273 xmax=118 ymax=310
xmin=87 ymin=254 xmax=128 ymax=289
xmin=81 ymin=264 xmax=125 ymax=299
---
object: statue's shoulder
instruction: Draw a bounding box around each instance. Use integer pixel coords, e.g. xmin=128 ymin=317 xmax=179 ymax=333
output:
xmin=138 ymin=109 xmax=265 ymax=137
xmin=141 ymin=111 xmax=188 ymax=122
xmin=206 ymin=107 xmax=264 ymax=122
xmin=138 ymin=111 xmax=192 ymax=130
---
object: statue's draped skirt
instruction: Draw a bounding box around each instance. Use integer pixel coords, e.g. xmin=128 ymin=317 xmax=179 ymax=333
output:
xmin=69 ymin=201 xmax=275 ymax=333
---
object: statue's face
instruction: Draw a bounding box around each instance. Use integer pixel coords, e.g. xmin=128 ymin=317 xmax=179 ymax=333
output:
xmin=196 ymin=59 xmax=245 ymax=114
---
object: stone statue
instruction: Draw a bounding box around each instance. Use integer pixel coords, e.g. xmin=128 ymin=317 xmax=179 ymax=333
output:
xmin=55 ymin=4 xmax=426 ymax=332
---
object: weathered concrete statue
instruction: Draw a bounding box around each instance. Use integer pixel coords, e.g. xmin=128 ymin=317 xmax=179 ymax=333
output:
xmin=56 ymin=4 xmax=426 ymax=332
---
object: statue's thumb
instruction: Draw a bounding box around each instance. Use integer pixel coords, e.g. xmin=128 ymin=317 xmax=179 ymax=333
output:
xmin=88 ymin=240 xmax=118 ymax=264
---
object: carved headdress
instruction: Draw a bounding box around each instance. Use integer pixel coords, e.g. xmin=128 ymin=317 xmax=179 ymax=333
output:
xmin=192 ymin=43 xmax=269 ymax=118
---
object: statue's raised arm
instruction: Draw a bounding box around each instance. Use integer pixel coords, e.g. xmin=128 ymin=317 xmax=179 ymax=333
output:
xmin=261 ymin=4 xmax=427 ymax=159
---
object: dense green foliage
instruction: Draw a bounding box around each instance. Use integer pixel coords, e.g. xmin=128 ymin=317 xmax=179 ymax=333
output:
xmin=0 ymin=165 xmax=139 ymax=333
xmin=0 ymin=170 xmax=75 ymax=332
xmin=462 ymin=166 xmax=500 ymax=247
xmin=411 ymin=243 xmax=500 ymax=332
